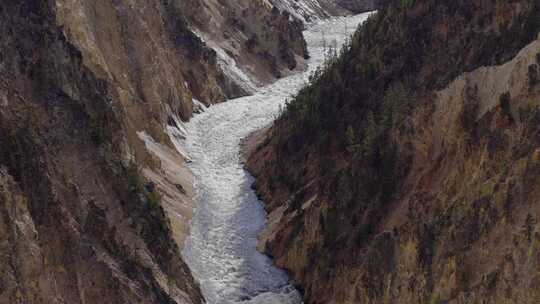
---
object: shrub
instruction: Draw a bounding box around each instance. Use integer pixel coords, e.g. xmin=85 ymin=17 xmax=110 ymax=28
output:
xmin=346 ymin=125 xmax=361 ymax=154
xmin=499 ymin=91 xmax=512 ymax=116
xmin=126 ymin=163 xmax=142 ymax=192
xmin=382 ymin=82 xmax=410 ymax=130
xmin=361 ymin=112 xmax=380 ymax=159
xmin=400 ymin=0 xmax=415 ymax=10
xmin=145 ymin=190 xmax=161 ymax=211
xmin=528 ymin=64 xmax=538 ymax=87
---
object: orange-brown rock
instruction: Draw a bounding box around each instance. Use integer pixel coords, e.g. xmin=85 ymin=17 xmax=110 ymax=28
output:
xmin=0 ymin=1 xmax=205 ymax=302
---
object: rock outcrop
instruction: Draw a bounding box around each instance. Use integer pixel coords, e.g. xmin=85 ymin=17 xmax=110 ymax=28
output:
xmin=247 ymin=1 xmax=540 ymax=303
xmin=269 ymin=0 xmax=384 ymax=22
xmin=180 ymin=0 xmax=309 ymax=87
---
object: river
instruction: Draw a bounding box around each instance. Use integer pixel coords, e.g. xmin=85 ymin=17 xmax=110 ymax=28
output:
xmin=181 ymin=12 xmax=371 ymax=304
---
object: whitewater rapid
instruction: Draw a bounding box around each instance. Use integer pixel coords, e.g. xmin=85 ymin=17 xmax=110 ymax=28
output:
xmin=181 ymin=13 xmax=371 ymax=304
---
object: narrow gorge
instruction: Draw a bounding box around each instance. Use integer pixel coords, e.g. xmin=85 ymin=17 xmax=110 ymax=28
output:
xmin=2 ymin=1 xmax=539 ymax=304
xmin=181 ymin=14 xmax=370 ymax=303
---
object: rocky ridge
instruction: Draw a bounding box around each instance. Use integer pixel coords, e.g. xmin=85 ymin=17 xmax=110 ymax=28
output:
xmin=247 ymin=1 xmax=540 ymax=303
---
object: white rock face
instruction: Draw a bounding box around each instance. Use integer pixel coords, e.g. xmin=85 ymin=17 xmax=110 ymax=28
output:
xmin=267 ymin=0 xmax=380 ymax=22
xmin=269 ymin=0 xmax=329 ymax=22
xmin=181 ymin=13 xmax=372 ymax=304
xmin=268 ymin=0 xmax=360 ymax=22
xmin=436 ymin=36 xmax=540 ymax=120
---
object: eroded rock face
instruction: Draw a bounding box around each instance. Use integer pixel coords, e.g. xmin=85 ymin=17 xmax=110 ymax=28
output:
xmin=180 ymin=0 xmax=309 ymax=87
xmin=0 ymin=1 xmax=205 ymax=303
xmin=54 ymin=0 xmax=245 ymax=119
xmin=247 ymin=1 xmax=540 ymax=303
xmin=268 ymin=0 xmax=384 ymax=22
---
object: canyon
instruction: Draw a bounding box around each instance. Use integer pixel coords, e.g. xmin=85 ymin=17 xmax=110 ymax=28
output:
xmin=2 ymin=0 xmax=538 ymax=304
xmin=181 ymin=13 xmax=371 ymax=304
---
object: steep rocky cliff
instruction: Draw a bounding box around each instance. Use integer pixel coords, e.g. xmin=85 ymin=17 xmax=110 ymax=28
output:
xmin=269 ymin=0 xmax=384 ymax=22
xmin=55 ymin=0 xmax=309 ymax=110
xmin=179 ymin=0 xmax=308 ymax=86
xmin=0 ymin=1 xmax=205 ymax=303
xmin=0 ymin=0 xmax=312 ymax=303
xmin=247 ymin=1 xmax=540 ymax=303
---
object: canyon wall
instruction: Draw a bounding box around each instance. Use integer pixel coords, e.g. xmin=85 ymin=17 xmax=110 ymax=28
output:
xmin=269 ymin=0 xmax=382 ymax=22
xmin=0 ymin=0 xmax=312 ymax=303
xmin=0 ymin=1 xmax=202 ymax=303
xmin=247 ymin=1 xmax=540 ymax=303
xmin=180 ymin=0 xmax=308 ymax=86
xmin=0 ymin=1 xmax=206 ymax=303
